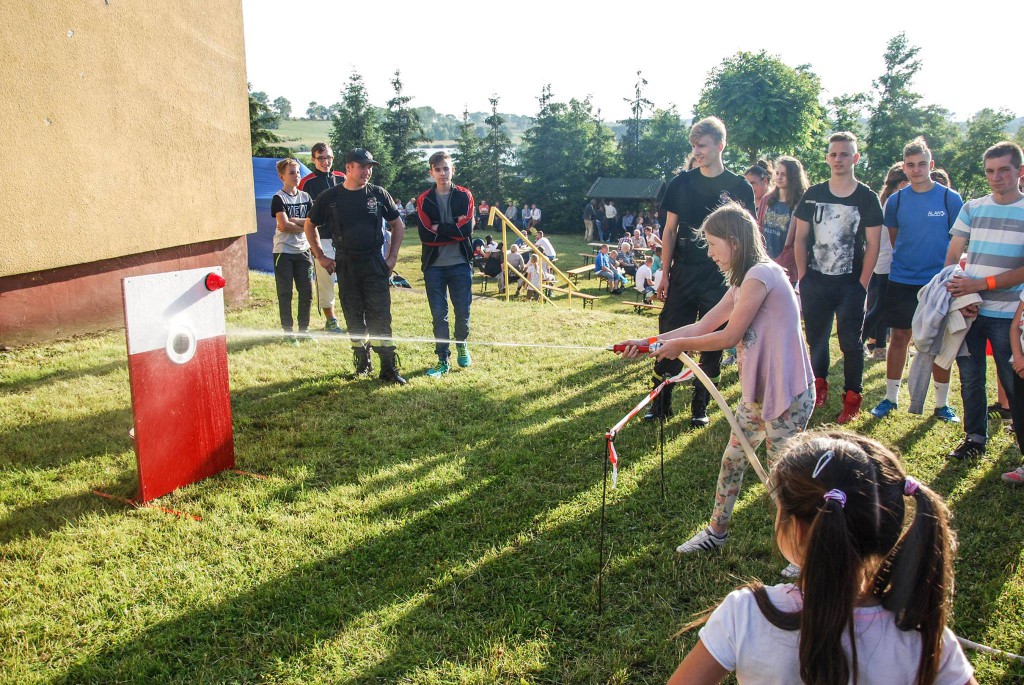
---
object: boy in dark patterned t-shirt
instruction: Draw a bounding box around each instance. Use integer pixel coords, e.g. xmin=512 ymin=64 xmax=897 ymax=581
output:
xmin=794 ymin=132 xmax=883 ymax=424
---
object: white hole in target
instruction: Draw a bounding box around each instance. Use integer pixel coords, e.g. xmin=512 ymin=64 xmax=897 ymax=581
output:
xmin=165 ymin=325 xmax=197 ymax=364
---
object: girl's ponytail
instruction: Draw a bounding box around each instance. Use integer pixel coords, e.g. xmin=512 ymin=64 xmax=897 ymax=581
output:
xmin=799 ymin=492 xmax=861 ymax=685
xmin=876 ymin=476 xmax=954 ymax=685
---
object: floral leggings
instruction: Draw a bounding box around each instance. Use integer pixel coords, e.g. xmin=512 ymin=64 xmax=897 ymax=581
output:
xmin=710 ymin=386 xmax=815 ymax=527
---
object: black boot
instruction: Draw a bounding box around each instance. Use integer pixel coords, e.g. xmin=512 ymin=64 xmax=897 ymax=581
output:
xmin=691 ymin=383 xmax=711 ymax=428
xmin=352 ymin=344 xmax=373 ymax=377
xmin=376 ymin=346 xmax=407 ymax=386
xmin=643 ymin=378 xmax=673 ymax=421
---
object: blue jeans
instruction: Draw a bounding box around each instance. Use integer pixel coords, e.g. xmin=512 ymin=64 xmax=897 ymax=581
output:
xmin=424 ymin=262 xmax=473 ymax=360
xmin=800 ymin=271 xmax=867 ymax=393
xmin=956 ymin=315 xmax=1016 ymax=443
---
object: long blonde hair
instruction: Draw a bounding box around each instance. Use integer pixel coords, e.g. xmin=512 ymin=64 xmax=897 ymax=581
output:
xmin=698 ymin=202 xmax=768 ymax=287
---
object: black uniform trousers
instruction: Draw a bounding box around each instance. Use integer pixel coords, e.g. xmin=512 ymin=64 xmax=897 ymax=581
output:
xmin=336 ymin=250 xmax=393 ymax=348
xmin=655 ymin=264 xmax=728 ymax=380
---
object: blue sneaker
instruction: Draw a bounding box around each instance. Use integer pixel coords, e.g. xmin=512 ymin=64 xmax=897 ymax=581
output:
xmin=426 ymin=358 xmax=450 ymax=378
xmin=870 ymin=398 xmax=898 ymax=418
xmin=933 ymin=405 xmax=960 ymax=423
xmin=456 ymin=343 xmax=472 ymax=368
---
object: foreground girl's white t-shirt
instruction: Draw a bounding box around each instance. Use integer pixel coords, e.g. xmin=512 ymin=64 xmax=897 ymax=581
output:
xmin=699 ymin=583 xmax=973 ymax=685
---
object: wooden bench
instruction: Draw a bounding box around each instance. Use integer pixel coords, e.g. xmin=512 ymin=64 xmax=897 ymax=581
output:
xmin=577 ymin=252 xmax=594 ymax=265
xmin=546 ymin=286 xmax=599 ymax=310
xmin=566 ymin=265 xmax=593 ymax=285
xmin=622 ymin=301 xmax=661 ymax=314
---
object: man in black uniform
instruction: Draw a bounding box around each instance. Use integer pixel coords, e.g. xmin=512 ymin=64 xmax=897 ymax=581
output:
xmin=647 ymin=117 xmax=756 ymax=427
xmin=303 ymin=148 xmax=407 ymax=385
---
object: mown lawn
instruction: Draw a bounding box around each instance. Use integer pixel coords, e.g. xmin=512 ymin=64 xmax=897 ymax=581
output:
xmin=2 ymin=232 xmax=1023 ymax=683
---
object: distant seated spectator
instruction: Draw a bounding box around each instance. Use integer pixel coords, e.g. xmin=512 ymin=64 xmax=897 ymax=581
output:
xmin=507 ymin=243 xmax=526 ymax=294
xmin=652 ymin=246 xmax=662 ymax=273
xmin=478 ymin=200 xmax=491 ymax=225
xmin=524 ymin=253 xmax=541 ymax=300
xmin=645 ymin=226 xmax=661 ymax=248
xmin=534 ymin=230 xmax=556 ymax=260
xmin=635 ymin=255 xmax=656 ymax=303
xmin=529 ymin=203 xmax=541 ymax=229
xmin=617 ymin=242 xmax=638 ymax=276
xmin=483 ymin=234 xmax=498 ymax=253
xmin=632 ymin=228 xmax=647 ymax=249
xmin=483 ymin=240 xmax=505 ymax=284
xmin=594 ymin=244 xmax=627 ymax=293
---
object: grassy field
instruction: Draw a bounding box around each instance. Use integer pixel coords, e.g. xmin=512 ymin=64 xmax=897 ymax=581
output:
xmin=3 ymin=233 xmax=1024 ymax=683
xmin=275 ymin=119 xmax=332 ymax=152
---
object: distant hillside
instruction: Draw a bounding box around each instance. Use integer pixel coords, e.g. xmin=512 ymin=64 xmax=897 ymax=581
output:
xmin=273 ymin=112 xmax=1020 ymax=158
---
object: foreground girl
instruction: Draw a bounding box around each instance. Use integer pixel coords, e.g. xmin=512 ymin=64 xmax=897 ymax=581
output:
xmin=667 ymin=430 xmax=975 ymax=685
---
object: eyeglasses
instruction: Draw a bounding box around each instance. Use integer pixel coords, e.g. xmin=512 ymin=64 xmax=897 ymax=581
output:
xmin=315 ymin=155 xmax=334 ymax=162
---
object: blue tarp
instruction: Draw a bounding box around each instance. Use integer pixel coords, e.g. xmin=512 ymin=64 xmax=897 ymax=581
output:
xmin=249 ymin=157 xmax=313 ymax=273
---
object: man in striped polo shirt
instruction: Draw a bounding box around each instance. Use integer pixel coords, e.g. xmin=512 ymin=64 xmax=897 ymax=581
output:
xmin=943 ymin=141 xmax=1024 ymax=460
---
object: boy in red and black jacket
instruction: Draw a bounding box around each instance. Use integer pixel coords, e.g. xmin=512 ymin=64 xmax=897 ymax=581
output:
xmin=416 ymin=151 xmax=475 ymax=377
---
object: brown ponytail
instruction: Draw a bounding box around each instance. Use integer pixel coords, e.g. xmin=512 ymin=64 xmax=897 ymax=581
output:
xmin=763 ymin=431 xmax=955 ymax=685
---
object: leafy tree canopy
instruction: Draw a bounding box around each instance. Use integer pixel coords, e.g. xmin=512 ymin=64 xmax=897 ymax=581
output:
xmin=695 ymin=50 xmax=824 ymax=165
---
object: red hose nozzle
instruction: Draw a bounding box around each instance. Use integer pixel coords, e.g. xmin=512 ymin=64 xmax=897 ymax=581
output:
xmin=608 ymin=337 xmax=660 ymax=354
xmin=205 ymin=273 xmax=226 ymax=291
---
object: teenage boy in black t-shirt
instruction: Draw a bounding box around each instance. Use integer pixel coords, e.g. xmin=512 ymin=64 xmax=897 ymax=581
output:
xmin=298 ymin=142 xmax=346 ymax=334
xmin=648 ymin=117 xmax=756 ymax=427
xmin=303 ymin=148 xmax=407 ymax=384
xmin=794 ymin=131 xmax=883 ymax=424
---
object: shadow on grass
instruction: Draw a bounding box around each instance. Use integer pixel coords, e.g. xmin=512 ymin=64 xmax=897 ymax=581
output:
xmin=0 ymin=471 xmax=138 ymax=545
xmin=0 ymin=406 xmax=134 ymax=472
xmin=48 ymin=348 xmax=739 ymax=683
xmin=0 ymin=358 xmax=127 ymax=396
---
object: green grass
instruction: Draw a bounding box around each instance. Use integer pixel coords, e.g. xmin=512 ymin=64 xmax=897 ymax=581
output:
xmin=2 ymin=235 xmax=1024 ymax=683
xmin=275 ymin=119 xmax=332 ymax=152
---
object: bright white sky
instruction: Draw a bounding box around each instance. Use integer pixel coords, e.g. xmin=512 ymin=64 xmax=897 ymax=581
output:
xmin=242 ymin=0 xmax=1020 ymax=124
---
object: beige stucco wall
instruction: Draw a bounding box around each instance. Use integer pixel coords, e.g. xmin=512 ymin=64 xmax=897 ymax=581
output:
xmin=0 ymin=2 xmax=255 ymax=278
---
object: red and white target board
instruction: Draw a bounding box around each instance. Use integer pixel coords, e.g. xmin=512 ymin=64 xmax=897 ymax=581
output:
xmin=122 ymin=267 xmax=234 ymax=502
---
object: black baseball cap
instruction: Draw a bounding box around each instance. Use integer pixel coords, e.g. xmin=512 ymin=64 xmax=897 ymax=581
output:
xmin=345 ymin=148 xmax=380 ymax=166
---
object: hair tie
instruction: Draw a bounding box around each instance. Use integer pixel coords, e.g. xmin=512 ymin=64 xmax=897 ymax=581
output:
xmin=904 ymin=476 xmax=921 ymax=497
xmin=823 ymin=489 xmax=847 ymax=508
xmin=812 ymin=450 xmax=835 ymax=478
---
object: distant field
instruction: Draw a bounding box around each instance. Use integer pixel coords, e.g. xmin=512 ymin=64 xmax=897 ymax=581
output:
xmin=274 ymin=119 xmax=332 ymax=151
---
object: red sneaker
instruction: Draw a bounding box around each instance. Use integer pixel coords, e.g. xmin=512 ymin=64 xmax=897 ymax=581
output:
xmin=836 ymin=390 xmax=862 ymax=424
xmin=814 ymin=378 xmax=829 ymax=408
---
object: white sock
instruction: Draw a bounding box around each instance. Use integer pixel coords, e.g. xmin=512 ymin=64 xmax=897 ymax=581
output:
xmin=935 ymin=382 xmax=950 ymax=408
xmin=886 ymin=379 xmax=901 ymax=403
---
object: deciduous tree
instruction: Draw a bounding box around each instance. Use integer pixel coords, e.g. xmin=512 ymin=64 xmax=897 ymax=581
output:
xmin=272 ymin=96 xmax=292 ymax=120
xmin=695 ymin=50 xmax=824 ymax=165
xmin=946 ymin=108 xmax=1017 ymax=200
xmin=865 ymin=33 xmax=957 ymax=187
xmin=519 ymin=86 xmax=616 ymax=232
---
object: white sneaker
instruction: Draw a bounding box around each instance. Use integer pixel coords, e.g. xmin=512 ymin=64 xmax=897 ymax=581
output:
xmin=676 ymin=526 xmax=728 ymax=553
xmin=781 ymin=562 xmax=801 ymax=579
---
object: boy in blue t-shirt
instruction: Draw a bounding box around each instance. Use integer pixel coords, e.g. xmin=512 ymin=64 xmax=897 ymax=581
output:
xmin=870 ymin=137 xmax=964 ymax=421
